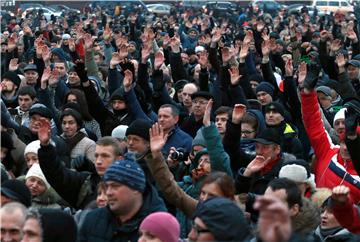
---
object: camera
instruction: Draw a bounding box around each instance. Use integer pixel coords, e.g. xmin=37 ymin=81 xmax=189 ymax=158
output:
xmin=170 ymin=148 xmax=188 ymax=161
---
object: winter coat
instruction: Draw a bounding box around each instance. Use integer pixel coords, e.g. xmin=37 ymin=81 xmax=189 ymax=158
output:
xmin=78 ymin=184 xmax=166 ymax=242
xmin=313 ymin=227 xmax=359 ymax=242
xmin=301 ymin=91 xmax=360 ymax=203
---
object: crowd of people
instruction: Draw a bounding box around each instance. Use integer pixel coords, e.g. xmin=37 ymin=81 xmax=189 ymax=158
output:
xmin=1 ymin=1 xmax=360 ymax=241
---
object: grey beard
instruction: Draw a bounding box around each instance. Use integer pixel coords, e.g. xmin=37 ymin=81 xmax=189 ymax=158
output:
xmin=126 ymin=150 xmax=148 ymax=161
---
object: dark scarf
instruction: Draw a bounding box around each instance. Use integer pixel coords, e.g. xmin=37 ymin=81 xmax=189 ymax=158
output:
xmin=320 ymin=227 xmax=342 ymax=238
xmin=62 ymin=132 xmax=86 ymax=152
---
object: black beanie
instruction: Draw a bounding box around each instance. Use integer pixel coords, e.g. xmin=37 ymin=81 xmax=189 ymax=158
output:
xmin=125 ymin=119 xmax=152 ymax=141
xmin=39 ymin=209 xmax=77 ymax=242
xmin=256 ymin=82 xmax=275 ymax=96
xmin=2 ymin=71 xmax=21 ymax=87
xmin=110 ymin=87 xmax=125 ymax=102
xmin=1 ymin=180 xmax=32 ymax=207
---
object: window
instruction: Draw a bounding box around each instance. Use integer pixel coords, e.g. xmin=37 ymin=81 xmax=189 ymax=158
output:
xmin=340 ymin=1 xmax=348 ymax=6
xmin=316 ymin=1 xmax=327 ymax=6
xmin=329 ymin=1 xmax=339 ymax=6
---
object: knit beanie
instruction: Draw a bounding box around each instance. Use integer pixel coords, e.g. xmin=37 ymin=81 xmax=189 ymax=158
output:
xmin=194 ymin=197 xmax=250 ymax=242
xmin=2 ymin=71 xmax=21 ymax=87
xmin=192 ymin=129 xmax=207 ymax=148
xmin=333 ymin=108 xmax=346 ymax=126
xmin=265 ymin=102 xmax=285 ymax=117
xmin=140 ymin=212 xmax=180 ymax=242
xmin=24 ymin=140 xmax=41 ymax=156
xmin=1 ymin=179 xmax=32 ymax=207
xmin=104 ymin=155 xmax=146 ymax=193
xmin=25 ymin=163 xmax=50 ymax=189
xmin=29 ymin=104 xmax=53 ymax=120
xmin=255 ymin=82 xmax=275 ymax=96
xmin=111 ymin=125 xmax=128 ymax=140
xmin=125 ymin=119 xmax=152 ymax=141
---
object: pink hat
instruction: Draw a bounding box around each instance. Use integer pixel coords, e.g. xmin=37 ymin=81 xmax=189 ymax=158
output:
xmin=139 ymin=212 xmax=180 ymax=242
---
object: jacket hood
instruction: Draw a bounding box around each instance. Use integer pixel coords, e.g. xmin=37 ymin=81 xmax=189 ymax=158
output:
xmin=247 ymin=109 xmax=266 ymax=136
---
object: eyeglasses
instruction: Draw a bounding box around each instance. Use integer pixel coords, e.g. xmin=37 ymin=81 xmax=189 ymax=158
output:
xmin=241 ymin=130 xmax=255 ymax=135
xmin=191 ymin=222 xmax=211 ymax=236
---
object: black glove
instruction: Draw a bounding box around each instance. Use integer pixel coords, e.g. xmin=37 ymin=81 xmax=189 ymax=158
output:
xmin=345 ymin=107 xmax=359 ymax=137
xmin=303 ymin=63 xmax=320 ymax=90
xmin=74 ymin=59 xmax=88 ymax=83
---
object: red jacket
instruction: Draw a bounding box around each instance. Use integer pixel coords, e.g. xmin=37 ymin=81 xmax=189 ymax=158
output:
xmin=301 ymin=91 xmax=360 ymax=203
xmin=332 ymin=198 xmax=360 ymax=234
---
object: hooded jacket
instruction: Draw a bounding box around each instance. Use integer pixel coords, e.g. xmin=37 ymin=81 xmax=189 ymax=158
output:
xmin=78 ymin=183 xmax=166 ymax=242
xmin=301 ymin=91 xmax=360 ymax=203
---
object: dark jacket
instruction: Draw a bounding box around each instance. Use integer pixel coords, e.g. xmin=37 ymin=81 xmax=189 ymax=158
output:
xmin=78 ymin=184 xmax=166 ymax=242
xmin=38 ymin=144 xmax=100 ymax=209
xmin=180 ymin=113 xmax=203 ymax=138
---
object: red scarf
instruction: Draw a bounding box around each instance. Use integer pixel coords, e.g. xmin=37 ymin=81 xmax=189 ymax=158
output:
xmin=260 ymin=156 xmax=281 ymax=175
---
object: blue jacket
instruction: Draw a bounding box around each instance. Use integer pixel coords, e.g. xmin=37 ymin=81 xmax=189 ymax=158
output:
xmin=78 ymin=184 xmax=166 ymax=242
xmin=162 ymin=126 xmax=193 ymax=157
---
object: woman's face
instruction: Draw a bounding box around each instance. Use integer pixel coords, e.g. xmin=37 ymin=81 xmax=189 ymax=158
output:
xmin=96 ymin=188 xmax=108 ymax=208
xmin=138 ymin=230 xmax=162 ymax=242
xmin=61 ymin=115 xmax=79 ymax=138
xmin=25 ymin=176 xmax=47 ymax=197
xmin=66 ymin=94 xmax=78 ymax=103
xmin=199 ymin=182 xmax=224 ymax=202
xmin=25 ymin=153 xmax=39 ymax=169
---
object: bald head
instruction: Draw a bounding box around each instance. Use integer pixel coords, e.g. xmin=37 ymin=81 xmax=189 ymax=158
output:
xmin=1 ymin=202 xmax=27 ymax=242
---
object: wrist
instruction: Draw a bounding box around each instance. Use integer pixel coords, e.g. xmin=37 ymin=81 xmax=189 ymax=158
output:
xmin=243 ymin=167 xmax=253 ymax=177
xmin=262 ymin=56 xmax=269 ymax=63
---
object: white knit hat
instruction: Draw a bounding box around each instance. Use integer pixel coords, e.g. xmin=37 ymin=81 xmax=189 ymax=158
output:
xmin=25 ymin=163 xmax=50 ymax=189
xmin=279 ymin=164 xmax=308 ymax=183
xmin=111 ymin=125 xmax=128 ymax=140
xmin=24 ymin=140 xmax=41 ymax=156
xmin=333 ymin=108 xmax=346 ymax=125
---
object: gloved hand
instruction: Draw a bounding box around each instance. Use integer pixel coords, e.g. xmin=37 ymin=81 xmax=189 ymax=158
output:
xmin=74 ymin=59 xmax=88 ymax=83
xmin=303 ymin=63 xmax=320 ymax=90
xmin=345 ymin=107 xmax=359 ymax=137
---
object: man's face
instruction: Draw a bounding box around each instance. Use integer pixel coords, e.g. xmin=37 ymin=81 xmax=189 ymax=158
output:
xmin=182 ymin=84 xmax=197 ymax=108
xmin=264 ymin=187 xmax=299 ymax=217
xmin=317 ymin=92 xmax=332 ymax=109
xmin=1 ymin=79 xmax=17 ymax=93
xmin=181 ymin=53 xmax=189 ymax=65
xmin=105 ymin=181 xmax=140 ymax=215
xmin=255 ymin=143 xmax=280 ymax=161
xmin=158 ymin=107 xmax=178 ymax=132
xmin=334 ymin=118 xmax=345 ymax=136
xmin=192 ymin=97 xmax=207 ymax=117
xmin=24 ymin=71 xmax=38 ymax=86
xmin=93 ymin=54 xmax=102 ymax=65
xmin=67 ymin=71 xmax=80 ymax=86
xmin=188 ymin=217 xmax=215 ymax=242
xmin=127 ymin=135 xmax=149 ymax=155
xmin=250 ymin=80 xmax=259 ymax=93
xmin=29 ymin=114 xmax=48 ymax=134
xmin=347 ymin=65 xmax=359 ymax=80
xmin=21 ymin=218 xmax=42 ymax=242
xmin=95 ymin=145 xmax=116 ymax=176
xmin=54 ymin=63 xmax=67 ymax=77
xmin=215 ymin=113 xmax=228 ymax=135
xmin=257 ymin=91 xmax=273 ymax=106
xmin=321 ymin=207 xmax=341 ymax=229
xmin=18 ymin=95 xmax=34 ymax=112
xmin=265 ymin=110 xmax=284 ymax=126
xmin=61 ymin=115 xmax=79 ymax=138
xmin=112 ymin=100 xmax=126 ymax=111
xmin=0 ymin=210 xmax=24 ymax=242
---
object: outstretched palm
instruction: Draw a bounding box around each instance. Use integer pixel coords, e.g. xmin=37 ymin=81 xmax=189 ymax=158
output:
xmin=150 ymin=123 xmax=167 ymax=153
xmin=38 ymin=118 xmax=51 ymax=145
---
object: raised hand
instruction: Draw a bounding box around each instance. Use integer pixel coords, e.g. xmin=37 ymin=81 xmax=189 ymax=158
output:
xmin=239 ymin=43 xmax=249 ymax=61
xmin=254 ymin=195 xmax=292 ymax=242
xmin=336 ymin=53 xmax=346 ymax=69
xmin=41 ymin=67 xmax=51 ymax=88
xmin=119 ymin=44 xmax=129 ymax=60
xmin=154 ymin=51 xmax=165 ymax=70
xmin=203 ymin=99 xmax=213 ymax=127
xmin=103 ymin=24 xmax=112 ymax=41
xmin=7 ymin=33 xmax=17 ymax=52
xmin=48 ymin=69 xmax=60 ymax=87
xmin=331 ymin=185 xmax=350 ymax=204
xmin=303 ymin=63 xmax=320 ymax=91
xmin=38 ymin=118 xmax=52 ymax=146
xmin=297 ymin=62 xmax=307 ymax=88
xmin=285 ymin=58 xmax=293 ymax=77
xmin=330 ymin=39 xmax=342 ymax=53
xmin=149 ymin=123 xmax=168 ymax=153
xmin=110 ymin=52 xmax=122 ymax=68
xmin=211 ymin=27 xmax=222 ymax=43
xmin=320 ymin=30 xmax=328 ymax=42
xmin=244 ymin=155 xmax=271 ymax=177
xmin=262 ymin=40 xmax=271 ymax=57
xmin=347 ymin=27 xmax=358 ymax=43
xmin=41 ymin=45 xmax=51 ymax=62
xmin=68 ymin=38 xmax=76 ymax=52
xmin=83 ymin=33 xmax=94 ymax=50
xmin=221 ymin=47 xmax=232 ymax=64
xmin=228 ymin=66 xmax=242 ymax=86
xmin=169 ymin=36 xmax=181 ymax=53
xmin=243 ymin=30 xmax=253 ymax=45
xmin=198 ymin=51 xmax=208 ymax=68
xmin=232 ymin=104 xmax=246 ymax=124
xmin=122 ymin=69 xmax=133 ymax=92
xmin=8 ymin=58 xmax=19 ymax=71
